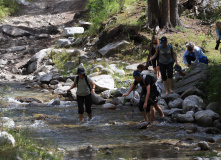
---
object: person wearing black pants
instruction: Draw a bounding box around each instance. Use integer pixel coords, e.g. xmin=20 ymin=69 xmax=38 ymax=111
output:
xmin=148 ymin=36 xmax=180 ymax=95
xmin=67 ymin=68 xmax=96 ymax=122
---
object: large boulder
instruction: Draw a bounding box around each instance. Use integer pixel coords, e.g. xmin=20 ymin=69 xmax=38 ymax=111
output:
xmin=0 ymin=131 xmax=15 ymax=147
xmin=109 ymin=64 xmax=125 ymax=76
xmin=114 ymin=87 xmax=127 ymax=97
xmin=101 ymin=103 xmax=116 ymax=109
xmin=182 ymin=95 xmax=206 ymax=112
xmin=57 ymin=39 xmax=71 ymax=47
xmin=195 ymin=110 xmax=219 ymax=127
xmin=91 ymin=93 xmax=106 ymax=105
xmin=62 ymin=27 xmax=84 ymax=37
xmin=53 ymin=86 xmax=70 ymax=95
xmin=91 ymin=75 xmax=115 ymax=91
xmin=160 ymin=93 xmax=180 ymax=103
xmin=1 ymin=25 xmax=31 ymax=37
xmin=40 ymin=72 xmax=54 ymax=83
xmin=101 ymin=90 xmax=112 ymax=99
xmin=0 ymin=117 xmax=15 ymax=130
xmin=206 ymin=102 xmax=220 ymax=112
xmin=111 ymin=97 xmax=124 ymax=105
xmin=175 ymin=114 xmax=195 ymax=123
xmin=180 ymin=86 xmax=205 ymax=99
xmin=98 ymin=40 xmax=130 ymax=56
xmin=163 ymin=108 xmax=184 ymax=116
xmin=198 ymin=141 xmax=210 ymax=151
xmin=168 ymin=98 xmax=183 ymax=109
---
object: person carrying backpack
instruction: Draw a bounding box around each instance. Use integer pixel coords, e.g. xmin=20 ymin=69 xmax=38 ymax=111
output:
xmin=182 ymin=42 xmax=208 ymax=67
xmin=67 ymin=68 xmax=96 ymax=122
xmin=122 ymin=69 xmax=162 ymax=127
xmin=148 ymin=36 xmax=180 ymax=95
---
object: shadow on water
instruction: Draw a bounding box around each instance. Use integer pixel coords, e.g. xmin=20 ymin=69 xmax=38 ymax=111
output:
xmin=1 ymin=82 xmax=221 ymax=159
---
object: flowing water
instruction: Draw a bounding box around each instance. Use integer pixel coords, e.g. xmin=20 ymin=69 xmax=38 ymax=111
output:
xmin=1 ymin=82 xmax=221 ymax=160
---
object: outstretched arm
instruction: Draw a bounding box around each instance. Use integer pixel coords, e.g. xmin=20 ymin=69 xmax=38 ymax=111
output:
xmin=122 ymin=84 xmax=135 ymax=97
xmin=149 ymin=48 xmax=159 ymax=62
xmin=90 ymin=81 xmax=96 ymax=94
xmin=67 ymin=82 xmax=77 ymax=91
xmin=172 ymin=49 xmax=179 ymax=65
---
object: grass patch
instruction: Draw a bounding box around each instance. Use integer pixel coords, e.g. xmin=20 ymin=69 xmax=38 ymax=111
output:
xmin=0 ymin=129 xmax=63 ymax=160
xmin=0 ymin=0 xmax=20 ymax=20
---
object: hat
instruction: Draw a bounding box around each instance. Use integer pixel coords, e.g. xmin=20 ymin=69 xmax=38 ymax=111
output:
xmin=160 ymin=36 xmax=167 ymax=43
xmin=77 ymin=68 xmax=85 ymax=74
xmin=133 ymin=70 xmax=141 ymax=77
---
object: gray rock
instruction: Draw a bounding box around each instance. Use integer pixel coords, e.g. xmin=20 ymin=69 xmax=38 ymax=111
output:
xmin=101 ymin=68 xmax=114 ymax=75
xmin=79 ymin=20 xmax=92 ymax=28
xmin=195 ymin=110 xmax=219 ymax=121
xmin=197 ymin=116 xmax=213 ymax=127
xmin=2 ymin=25 xmax=31 ymax=37
xmin=130 ymin=98 xmax=139 ymax=106
xmin=62 ymin=27 xmax=84 ymax=37
xmin=198 ymin=141 xmax=210 ymax=150
xmin=41 ymin=84 xmax=49 ymax=89
xmin=50 ymin=98 xmax=60 ymax=105
xmin=78 ymin=55 xmax=88 ymax=64
xmin=111 ymin=97 xmax=124 ymax=105
xmin=91 ymin=75 xmax=115 ymax=91
xmin=213 ymin=120 xmax=221 ymax=130
xmin=40 ymin=72 xmax=54 ymax=83
xmin=36 ymin=34 xmax=50 ymax=39
xmin=163 ymin=108 xmax=184 ymax=116
xmin=50 ymin=80 xmax=59 ymax=85
xmin=182 ymin=95 xmax=206 ymax=112
xmin=125 ymin=90 xmax=140 ymax=101
xmin=101 ymin=90 xmax=112 ymax=99
xmin=114 ymin=87 xmax=127 ymax=97
xmin=136 ymin=121 xmax=149 ymax=129
xmin=64 ymin=61 xmax=77 ymax=71
xmin=125 ymin=63 xmax=140 ymax=70
xmin=109 ymin=64 xmax=125 ymax=76
xmin=206 ymin=102 xmax=220 ymax=111
xmin=168 ymin=98 xmax=183 ymax=109
xmin=57 ymin=39 xmax=71 ymax=47
xmin=11 ymin=66 xmax=20 ymax=74
xmin=181 ymin=86 xmax=205 ymax=99
xmin=157 ymin=99 xmax=168 ymax=110
xmin=0 ymin=131 xmax=15 ymax=147
xmin=0 ymin=59 xmax=8 ymax=65
xmin=28 ymin=61 xmax=37 ymax=74
xmin=6 ymin=46 xmax=26 ymax=52
xmin=0 ymin=117 xmax=15 ymax=130
xmin=93 ymin=64 xmax=104 ymax=72
xmin=91 ymin=93 xmax=106 ymax=105
xmin=16 ymin=97 xmax=42 ymax=103
xmin=160 ymin=93 xmax=180 ymax=103
xmin=98 ymin=40 xmax=130 ymax=56
xmin=101 ymin=103 xmax=116 ymax=109
xmin=176 ymin=114 xmax=195 ymax=123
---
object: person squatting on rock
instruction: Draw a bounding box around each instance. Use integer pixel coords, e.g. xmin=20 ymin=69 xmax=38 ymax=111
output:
xmin=148 ymin=36 xmax=180 ymax=96
xmin=215 ymin=21 xmax=221 ymax=51
xmin=67 ymin=68 xmax=96 ymax=122
xmin=122 ymin=66 xmax=164 ymax=127
xmin=182 ymin=42 xmax=207 ymax=67
xmin=147 ymin=35 xmax=161 ymax=79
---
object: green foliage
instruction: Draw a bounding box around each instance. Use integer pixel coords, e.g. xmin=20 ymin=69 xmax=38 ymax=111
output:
xmin=0 ymin=129 xmax=63 ymax=160
xmin=0 ymin=0 xmax=20 ymax=20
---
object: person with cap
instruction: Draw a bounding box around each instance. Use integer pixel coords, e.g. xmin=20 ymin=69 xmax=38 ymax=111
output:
xmin=67 ymin=68 xmax=96 ymax=122
xmin=122 ymin=69 xmax=162 ymax=127
xmin=182 ymin=42 xmax=205 ymax=67
xmin=148 ymin=36 xmax=180 ymax=95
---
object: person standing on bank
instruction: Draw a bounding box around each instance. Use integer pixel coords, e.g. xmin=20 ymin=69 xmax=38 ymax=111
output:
xmin=148 ymin=36 xmax=180 ymax=96
xmin=67 ymin=68 xmax=95 ymax=122
xmin=182 ymin=42 xmax=206 ymax=67
xmin=215 ymin=21 xmax=221 ymax=50
xmin=147 ymin=35 xmax=161 ymax=78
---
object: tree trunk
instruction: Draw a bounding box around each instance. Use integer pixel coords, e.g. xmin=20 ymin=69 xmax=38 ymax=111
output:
xmin=148 ymin=0 xmax=160 ymax=27
xmin=161 ymin=0 xmax=171 ymax=28
xmin=170 ymin=0 xmax=181 ymax=27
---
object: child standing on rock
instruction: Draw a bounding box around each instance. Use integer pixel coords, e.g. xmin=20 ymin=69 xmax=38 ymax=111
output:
xmin=67 ymin=68 xmax=96 ymax=122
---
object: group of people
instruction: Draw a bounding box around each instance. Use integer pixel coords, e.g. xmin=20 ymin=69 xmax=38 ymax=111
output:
xmin=67 ymin=22 xmax=221 ymax=125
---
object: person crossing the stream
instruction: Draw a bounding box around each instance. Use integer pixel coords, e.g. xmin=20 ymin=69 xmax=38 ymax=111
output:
xmin=122 ymin=69 xmax=161 ymax=127
xmin=148 ymin=36 xmax=180 ymax=95
xmin=67 ymin=68 xmax=96 ymax=122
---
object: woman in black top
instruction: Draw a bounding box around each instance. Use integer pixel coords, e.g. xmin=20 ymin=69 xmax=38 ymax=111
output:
xmin=147 ymin=35 xmax=160 ymax=78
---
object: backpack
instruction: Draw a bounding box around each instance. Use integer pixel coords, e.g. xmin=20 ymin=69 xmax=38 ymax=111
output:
xmin=76 ymin=75 xmax=91 ymax=91
xmin=141 ymin=70 xmax=157 ymax=85
xmin=158 ymin=44 xmax=173 ymax=52
xmin=199 ymin=55 xmax=208 ymax=64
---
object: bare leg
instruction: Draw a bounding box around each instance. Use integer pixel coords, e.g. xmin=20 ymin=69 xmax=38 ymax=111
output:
xmin=168 ymin=78 xmax=173 ymax=93
xmin=140 ymin=112 xmax=148 ymax=121
xmin=79 ymin=114 xmax=83 ymax=122
xmin=151 ymin=107 xmax=156 ymax=121
xmin=163 ymin=80 xmax=169 ymax=95
xmin=88 ymin=113 xmax=92 ymax=121
xmin=153 ymin=103 xmax=165 ymax=117
xmin=153 ymin=68 xmax=157 ymax=75
xmin=157 ymin=66 xmax=161 ymax=79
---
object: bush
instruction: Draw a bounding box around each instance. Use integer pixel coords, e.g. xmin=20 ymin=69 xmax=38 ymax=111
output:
xmin=0 ymin=0 xmax=20 ymax=20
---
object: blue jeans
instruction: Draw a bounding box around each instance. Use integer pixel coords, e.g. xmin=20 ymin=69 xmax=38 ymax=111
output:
xmin=186 ymin=55 xmax=196 ymax=65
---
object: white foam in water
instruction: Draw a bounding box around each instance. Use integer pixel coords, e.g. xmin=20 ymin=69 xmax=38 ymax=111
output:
xmin=16 ymin=0 xmax=30 ymax=5
xmin=30 ymin=120 xmax=45 ymax=128
xmin=8 ymin=98 xmax=23 ymax=104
